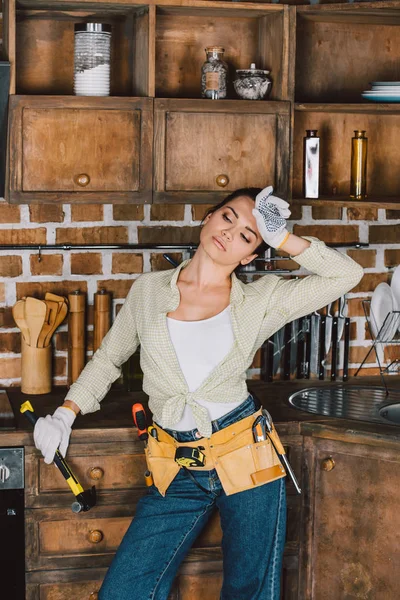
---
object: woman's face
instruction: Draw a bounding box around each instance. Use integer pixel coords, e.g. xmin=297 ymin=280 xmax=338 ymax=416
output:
xmin=200 ymin=195 xmax=263 ymax=267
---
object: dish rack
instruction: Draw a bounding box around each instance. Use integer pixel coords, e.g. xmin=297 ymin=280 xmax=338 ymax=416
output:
xmin=355 ymin=299 xmax=400 ymax=393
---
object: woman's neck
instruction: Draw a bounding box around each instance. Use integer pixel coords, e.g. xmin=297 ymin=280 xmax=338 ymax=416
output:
xmin=179 ymin=247 xmax=232 ymax=291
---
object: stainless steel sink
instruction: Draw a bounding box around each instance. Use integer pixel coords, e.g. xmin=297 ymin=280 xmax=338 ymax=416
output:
xmin=379 ymin=403 xmax=400 ymax=425
xmin=288 ymin=385 xmax=400 ymax=426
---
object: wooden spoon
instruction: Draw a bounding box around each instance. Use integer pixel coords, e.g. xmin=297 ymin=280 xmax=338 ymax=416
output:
xmin=44 ymin=300 xmax=68 ymax=347
xmin=37 ymin=299 xmax=59 ymax=348
xmin=12 ymin=300 xmax=30 ymax=345
xmin=25 ymin=297 xmax=47 ymax=348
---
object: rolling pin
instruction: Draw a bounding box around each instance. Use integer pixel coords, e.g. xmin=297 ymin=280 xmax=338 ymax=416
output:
xmin=93 ymin=289 xmax=111 ymax=353
xmin=68 ymin=290 xmax=86 ymax=385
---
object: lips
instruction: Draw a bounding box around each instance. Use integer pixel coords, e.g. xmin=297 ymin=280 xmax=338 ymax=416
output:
xmin=213 ymin=236 xmax=226 ymax=251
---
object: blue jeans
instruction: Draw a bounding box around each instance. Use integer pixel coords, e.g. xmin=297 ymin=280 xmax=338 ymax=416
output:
xmin=99 ymin=394 xmax=287 ymax=600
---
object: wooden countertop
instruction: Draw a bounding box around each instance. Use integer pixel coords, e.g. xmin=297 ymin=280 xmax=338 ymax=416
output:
xmin=2 ymin=377 xmax=400 ymax=446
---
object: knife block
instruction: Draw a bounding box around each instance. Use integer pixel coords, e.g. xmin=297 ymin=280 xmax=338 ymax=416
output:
xmin=21 ymin=337 xmax=52 ymax=394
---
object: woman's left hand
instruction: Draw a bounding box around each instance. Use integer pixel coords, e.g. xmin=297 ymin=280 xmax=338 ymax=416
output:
xmin=252 ymin=186 xmax=291 ymax=249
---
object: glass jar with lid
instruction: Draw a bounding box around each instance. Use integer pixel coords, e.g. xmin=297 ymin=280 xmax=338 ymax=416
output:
xmin=74 ymin=23 xmax=112 ymax=96
xmin=201 ymin=46 xmax=228 ymax=99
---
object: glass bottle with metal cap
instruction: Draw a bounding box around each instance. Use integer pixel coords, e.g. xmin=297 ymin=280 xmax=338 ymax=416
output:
xmin=350 ymin=130 xmax=368 ymax=200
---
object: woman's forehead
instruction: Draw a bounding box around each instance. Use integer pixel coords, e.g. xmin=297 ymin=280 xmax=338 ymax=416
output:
xmin=226 ymin=195 xmax=254 ymax=213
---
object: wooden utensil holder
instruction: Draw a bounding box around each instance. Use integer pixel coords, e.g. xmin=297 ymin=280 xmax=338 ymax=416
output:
xmin=21 ymin=337 xmax=52 ymax=394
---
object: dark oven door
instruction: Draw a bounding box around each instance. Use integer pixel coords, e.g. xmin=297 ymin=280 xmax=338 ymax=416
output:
xmin=0 ymin=448 xmax=25 ymax=600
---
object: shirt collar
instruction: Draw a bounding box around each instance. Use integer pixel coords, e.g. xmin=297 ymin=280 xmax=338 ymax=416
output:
xmin=156 ymin=259 xmax=245 ymax=313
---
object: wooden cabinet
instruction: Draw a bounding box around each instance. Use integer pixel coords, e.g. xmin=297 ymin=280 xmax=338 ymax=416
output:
xmin=3 ymin=0 xmax=290 ymax=204
xmin=18 ymin=421 xmax=303 ymax=600
xmin=154 ymin=99 xmax=290 ymax=203
xmin=301 ymin=431 xmax=400 ymax=599
xmin=4 ymin=1 xmax=400 ymax=207
xmin=292 ymin=2 xmax=400 ymax=209
xmin=8 ymin=95 xmax=153 ymax=203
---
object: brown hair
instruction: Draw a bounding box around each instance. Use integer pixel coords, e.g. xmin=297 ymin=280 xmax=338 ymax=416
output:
xmin=201 ymin=187 xmax=269 ymax=256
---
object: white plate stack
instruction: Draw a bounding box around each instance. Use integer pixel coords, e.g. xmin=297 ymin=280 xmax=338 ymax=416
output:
xmin=370 ymin=265 xmax=400 ymax=340
xmin=362 ymin=82 xmax=400 ymax=103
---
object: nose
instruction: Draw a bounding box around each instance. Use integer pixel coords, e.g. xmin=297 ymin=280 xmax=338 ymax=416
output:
xmin=222 ymin=229 xmax=232 ymax=242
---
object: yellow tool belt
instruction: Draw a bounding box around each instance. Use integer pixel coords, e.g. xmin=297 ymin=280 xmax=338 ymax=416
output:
xmin=145 ymin=409 xmax=286 ymax=497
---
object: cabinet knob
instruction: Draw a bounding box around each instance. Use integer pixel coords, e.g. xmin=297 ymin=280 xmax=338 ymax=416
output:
xmin=89 ymin=593 xmax=99 ymax=600
xmin=76 ymin=173 xmax=91 ymax=187
xmin=88 ymin=467 xmax=104 ymax=481
xmin=321 ymin=457 xmax=336 ymax=472
xmin=216 ymin=174 xmax=229 ymax=188
xmin=88 ymin=529 xmax=104 ymax=544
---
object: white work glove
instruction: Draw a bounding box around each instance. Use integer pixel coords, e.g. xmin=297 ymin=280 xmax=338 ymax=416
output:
xmin=33 ymin=406 xmax=76 ymax=464
xmin=252 ymin=186 xmax=291 ymax=249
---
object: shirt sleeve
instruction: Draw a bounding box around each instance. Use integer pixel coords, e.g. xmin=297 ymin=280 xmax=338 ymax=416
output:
xmin=65 ymin=280 xmax=140 ymax=414
xmin=263 ymin=237 xmax=364 ymax=324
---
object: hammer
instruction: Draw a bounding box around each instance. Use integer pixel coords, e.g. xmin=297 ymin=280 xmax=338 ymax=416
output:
xmin=21 ymin=400 xmax=97 ymax=513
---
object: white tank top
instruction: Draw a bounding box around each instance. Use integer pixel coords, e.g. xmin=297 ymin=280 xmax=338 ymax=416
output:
xmin=166 ymin=305 xmax=243 ymax=431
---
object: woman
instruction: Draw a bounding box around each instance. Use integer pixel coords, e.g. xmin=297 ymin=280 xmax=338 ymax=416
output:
xmin=33 ymin=186 xmax=363 ymax=599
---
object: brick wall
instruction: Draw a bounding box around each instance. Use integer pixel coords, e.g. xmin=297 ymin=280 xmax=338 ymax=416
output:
xmin=0 ymin=199 xmax=398 ymax=387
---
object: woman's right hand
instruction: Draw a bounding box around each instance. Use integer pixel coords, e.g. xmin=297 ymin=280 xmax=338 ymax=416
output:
xmin=33 ymin=406 xmax=77 ymax=464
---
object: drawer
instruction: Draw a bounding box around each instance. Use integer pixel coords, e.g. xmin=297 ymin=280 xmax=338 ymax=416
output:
xmin=39 ymin=516 xmax=131 ymax=556
xmin=26 ymin=505 xmax=135 ymax=571
xmin=38 ymin=582 xmax=101 ymax=600
xmin=39 ymin=452 xmax=147 ymax=493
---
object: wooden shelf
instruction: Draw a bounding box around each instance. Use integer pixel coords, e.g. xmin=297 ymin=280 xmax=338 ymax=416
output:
xmin=295 ymin=103 xmax=400 ymax=113
xmin=292 ymin=196 xmax=400 ymax=209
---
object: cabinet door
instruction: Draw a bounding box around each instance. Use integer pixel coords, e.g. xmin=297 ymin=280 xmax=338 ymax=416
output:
xmin=154 ymin=99 xmax=290 ymax=203
xmin=8 ymin=95 xmax=153 ymax=203
xmin=303 ymin=436 xmax=400 ymax=600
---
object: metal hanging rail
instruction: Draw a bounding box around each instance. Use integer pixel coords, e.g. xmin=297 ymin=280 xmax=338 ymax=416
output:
xmin=0 ymin=242 xmax=369 ymax=251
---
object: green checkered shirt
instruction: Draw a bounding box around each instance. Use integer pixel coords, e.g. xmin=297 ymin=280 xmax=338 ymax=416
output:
xmin=66 ymin=238 xmax=363 ymax=437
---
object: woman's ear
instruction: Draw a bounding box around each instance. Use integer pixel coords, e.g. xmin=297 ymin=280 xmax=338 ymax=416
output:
xmin=240 ymin=253 xmax=258 ymax=266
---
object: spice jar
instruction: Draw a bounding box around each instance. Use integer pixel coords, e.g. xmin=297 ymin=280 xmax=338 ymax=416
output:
xmin=74 ymin=23 xmax=112 ymax=96
xmin=201 ymin=46 xmax=228 ymax=99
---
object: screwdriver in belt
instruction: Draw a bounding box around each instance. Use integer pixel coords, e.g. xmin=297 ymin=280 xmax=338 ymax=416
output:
xmin=262 ymin=408 xmax=302 ymax=495
xmin=132 ymin=403 xmax=154 ymax=487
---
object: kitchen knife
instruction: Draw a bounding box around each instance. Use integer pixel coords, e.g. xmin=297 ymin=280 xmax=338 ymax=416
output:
xmin=283 ymin=322 xmax=292 ymax=380
xmin=310 ymin=311 xmax=321 ymax=376
xmin=319 ymin=315 xmax=326 ymax=380
xmin=331 ymin=316 xmax=339 ymax=381
xmin=261 ymin=339 xmax=273 ymax=382
xmin=343 ymin=317 xmax=351 ymax=381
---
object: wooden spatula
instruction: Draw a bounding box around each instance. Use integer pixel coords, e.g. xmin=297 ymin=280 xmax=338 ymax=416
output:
xmin=44 ymin=299 xmax=69 ymax=347
xmin=25 ymin=297 xmax=47 ymax=348
xmin=12 ymin=300 xmax=30 ymax=345
xmin=37 ymin=299 xmax=59 ymax=348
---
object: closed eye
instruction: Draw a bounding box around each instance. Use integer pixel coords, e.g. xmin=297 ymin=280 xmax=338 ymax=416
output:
xmin=223 ymin=213 xmax=250 ymax=243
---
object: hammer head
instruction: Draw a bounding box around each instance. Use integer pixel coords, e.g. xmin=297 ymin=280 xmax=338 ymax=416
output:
xmin=71 ymin=486 xmax=97 ymax=513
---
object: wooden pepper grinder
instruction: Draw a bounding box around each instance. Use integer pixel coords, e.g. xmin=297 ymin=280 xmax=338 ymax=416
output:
xmin=68 ymin=290 xmax=86 ymax=386
xmin=93 ymin=289 xmax=111 ymax=353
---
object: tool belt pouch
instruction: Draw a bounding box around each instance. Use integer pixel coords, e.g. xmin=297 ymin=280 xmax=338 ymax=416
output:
xmin=212 ymin=422 xmax=286 ymax=496
xmin=144 ymin=436 xmax=180 ymax=497
xmin=145 ymin=413 xmax=287 ymax=497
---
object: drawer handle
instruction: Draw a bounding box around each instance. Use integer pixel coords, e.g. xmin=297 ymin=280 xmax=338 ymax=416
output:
xmin=88 ymin=467 xmax=104 ymax=481
xmin=76 ymin=173 xmax=91 ymax=187
xmin=321 ymin=457 xmax=336 ymax=472
xmin=88 ymin=529 xmax=104 ymax=544
xmin=216 ymin=174 xmax=229 ymax=188
xmin=89 ymin=593 xmax=99 ymax=600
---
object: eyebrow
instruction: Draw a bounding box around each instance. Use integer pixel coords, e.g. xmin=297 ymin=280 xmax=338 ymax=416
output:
xmin=226 ymin=206 xmax=258 ymax=239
